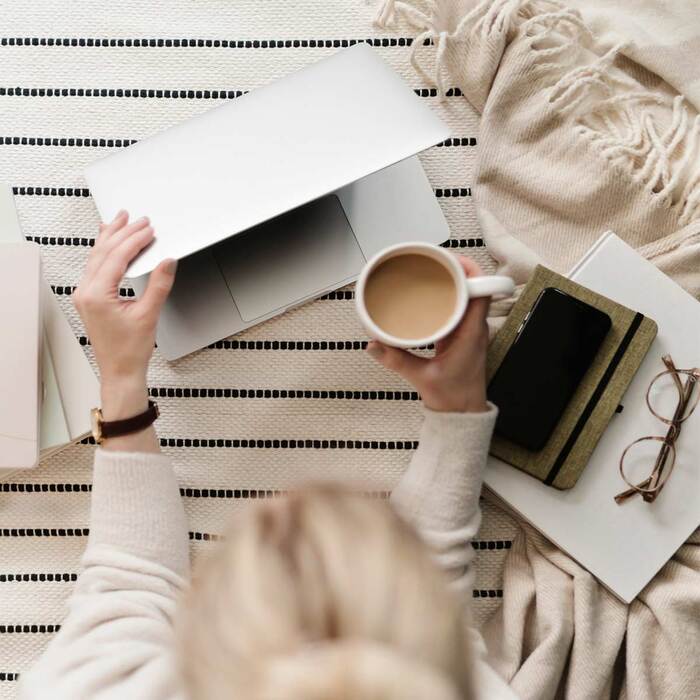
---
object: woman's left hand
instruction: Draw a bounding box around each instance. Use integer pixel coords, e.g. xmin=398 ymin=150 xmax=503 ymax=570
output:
xmin=73 ymin=210 xmax=177 ymax=425
xmin=366 ymin=255 xmax=490 ymax=413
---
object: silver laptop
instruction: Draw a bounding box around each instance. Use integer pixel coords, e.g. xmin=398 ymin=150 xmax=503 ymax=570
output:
xmin=86 ymin=44 xmax=451 ymax=359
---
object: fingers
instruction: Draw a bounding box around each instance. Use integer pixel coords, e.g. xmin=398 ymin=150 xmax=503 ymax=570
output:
xmin=462 ymin=295 xmax=491 ymax=330
xmin=138 ymin=258 xmax=178 ymax=320
xmin=98 ymin=210 xmax=128 ymax=242
xmin=456 ymin=254 xmax=483 ymax=279
xmin=84 ymin=223 xmax=108 ymax=279
xmin=94 ymin=210 xmax=128 ymax=250
xmin=456 ymin=254 xmax=491 ymax=327
xmin=83 ymin=210 xmax=129 ymax=282
xmin=90 ymin=216 xmax=151 ymax=276
xmin=436 ymin=255 xmax=490 ymax=354
xmin=94 ymin=225 xmax=155 ymax=292
xmin=366 ymin=341 xmax=427 ymax=384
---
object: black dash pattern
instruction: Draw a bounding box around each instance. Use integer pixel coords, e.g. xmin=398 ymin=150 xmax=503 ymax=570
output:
xmin=0 ymin=86 xmax=461 ymax=100
xmin=1 ymin=135 xmax=475 ymax=149
xmin=12 ymin=185 xmax=469 ymax=199
xmin=79 ymin=436 xmax=421 ymax=450
xmin=147 ymin=387 xmax=420 ymax=401
xmin=0 ymin=36 xmax=426 ymax=49
xmin=27 ymin=236 xmax=483 ymax=250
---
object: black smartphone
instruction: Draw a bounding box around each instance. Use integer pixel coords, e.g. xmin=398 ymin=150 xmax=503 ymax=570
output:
xmin=487 ymin=288 xmax=611 ymax=451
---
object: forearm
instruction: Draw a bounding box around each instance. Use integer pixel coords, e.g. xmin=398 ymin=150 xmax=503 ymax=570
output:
xmin=88 ymin=448 xmax=190 ymax=575
xmin=90 ymin=367 xmax=189 ymax=569
xmin=19 ymin=424 xmax=189 ymax=698
xmin=391 ymin=404 xmax=498 ymax=592
xmin=19 ymin=541 xmax=187 ymax=700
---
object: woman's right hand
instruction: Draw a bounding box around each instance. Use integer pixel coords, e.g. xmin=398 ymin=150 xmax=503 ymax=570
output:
xmin=366 ymin=255 xmax=491 ymax=413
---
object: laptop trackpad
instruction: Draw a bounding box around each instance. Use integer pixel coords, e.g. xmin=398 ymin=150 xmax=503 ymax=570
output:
xmin=214 ymin=195 xmax=365 ymax=321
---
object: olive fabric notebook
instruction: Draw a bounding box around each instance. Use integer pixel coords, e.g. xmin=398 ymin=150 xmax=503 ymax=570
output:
xmin=486 ymin=265 xmax=657 ymax=490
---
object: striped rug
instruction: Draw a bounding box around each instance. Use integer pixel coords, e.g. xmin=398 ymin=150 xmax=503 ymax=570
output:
xmin=0 ymin=1 xmax=518 ymax=693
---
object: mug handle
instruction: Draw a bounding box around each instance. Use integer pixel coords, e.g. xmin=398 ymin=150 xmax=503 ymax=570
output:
xmin=465 ymin=275 xmax=515 ymax=299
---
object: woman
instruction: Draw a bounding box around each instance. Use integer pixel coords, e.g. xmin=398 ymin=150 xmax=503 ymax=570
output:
xmin=19 ymin=212 xmax=516 ymax=699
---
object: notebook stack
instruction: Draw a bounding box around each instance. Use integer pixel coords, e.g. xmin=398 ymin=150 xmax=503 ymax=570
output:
xmin=485 ymin=233 xmax=700 ymax=602
xmin=487 ymin=264 xmax=658 ymax=490
xmin=0 ymin=185 xmax=99 ymax=475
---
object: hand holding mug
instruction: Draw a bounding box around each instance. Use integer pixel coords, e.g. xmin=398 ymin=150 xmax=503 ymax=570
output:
xmin=362 ymin=251 xmax=510 ymax=413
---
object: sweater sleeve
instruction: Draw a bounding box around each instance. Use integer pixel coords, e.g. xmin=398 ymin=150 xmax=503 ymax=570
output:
xmin=391 ymin=404 xmax=498 ymax=596
xmin=389 ymin=405 xmax=522 ymax=700
xmin=18 ymin=449 xmax=190 ymax=700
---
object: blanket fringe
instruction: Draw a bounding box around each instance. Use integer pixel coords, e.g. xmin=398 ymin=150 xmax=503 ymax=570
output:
xmin=535 ymin=23 xmax=700 ymax=222
xmin=373 ymin=0 xmax=450 ymax=96
xmin=579 ymin=94 xmax=700 ymax=223
xmin=374 ymin=0 xmax=700 ymax=224
xmin=373 ymin=0 xmax=566 ymax=100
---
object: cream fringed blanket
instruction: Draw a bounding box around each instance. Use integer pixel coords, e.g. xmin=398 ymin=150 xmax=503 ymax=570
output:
xmin=484 ymin=524 xmax=700 ymax=699
xmin=375 ymin=0 xmax=700 ymax=698
xmin=377 ymin=0 xmax=700 ymax=301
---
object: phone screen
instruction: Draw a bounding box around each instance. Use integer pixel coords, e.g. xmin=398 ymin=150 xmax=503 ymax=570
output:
xmin=487 ymin=288 xmax=611 ymax=451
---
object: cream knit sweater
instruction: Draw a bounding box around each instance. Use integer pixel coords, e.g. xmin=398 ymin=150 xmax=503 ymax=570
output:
xmin=18 ymin=407 xmax=516 ymax=700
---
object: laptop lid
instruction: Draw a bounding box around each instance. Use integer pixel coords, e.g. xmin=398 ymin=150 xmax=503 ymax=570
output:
xmin=85 ymin=44 xmax=450 ymax=278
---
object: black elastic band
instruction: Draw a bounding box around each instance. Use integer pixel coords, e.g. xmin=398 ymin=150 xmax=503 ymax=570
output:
xmin=544 ymin=312 xmax=645 ymax=486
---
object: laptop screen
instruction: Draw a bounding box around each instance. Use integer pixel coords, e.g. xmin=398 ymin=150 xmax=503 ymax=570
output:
xmin=213 ymin=195 xmax=364 ymax=321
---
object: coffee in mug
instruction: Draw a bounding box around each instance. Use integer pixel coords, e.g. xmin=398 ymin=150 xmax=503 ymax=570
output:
xmin=355 ymin=242 xmax=515 ymax=348
xmin=363 ymin=254 xmax=456 ymax=340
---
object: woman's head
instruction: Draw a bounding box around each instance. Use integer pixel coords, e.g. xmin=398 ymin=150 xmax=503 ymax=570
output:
xmin=178 ymin=484 xmax=472 ymax=699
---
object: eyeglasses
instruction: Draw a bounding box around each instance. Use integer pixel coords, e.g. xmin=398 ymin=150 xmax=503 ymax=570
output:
xmin=615 ymin=354 xmax=699 ymax=504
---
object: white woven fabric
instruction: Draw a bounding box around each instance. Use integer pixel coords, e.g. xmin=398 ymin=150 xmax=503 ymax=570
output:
xmin=0 ymin=1 xmax=518 ymax=694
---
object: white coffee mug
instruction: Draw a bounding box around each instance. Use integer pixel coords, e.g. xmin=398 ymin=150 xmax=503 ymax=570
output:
xmin=355 ymin=242 xmax=515 ymax=348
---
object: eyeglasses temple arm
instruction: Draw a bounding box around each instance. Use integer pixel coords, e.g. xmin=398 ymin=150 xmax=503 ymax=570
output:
xmin=641 ymin=373 xmax=698 ymax=502
xmin=615 ymin=477 xmax=652 ymax=503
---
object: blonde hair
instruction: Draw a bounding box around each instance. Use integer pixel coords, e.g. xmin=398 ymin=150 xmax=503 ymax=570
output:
xmin=178 ymin=484 xmax=473 ymax=699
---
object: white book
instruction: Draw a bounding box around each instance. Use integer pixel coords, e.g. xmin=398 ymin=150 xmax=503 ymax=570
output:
xmin=40 ymin=332 xmax=71 ymax=452
xmin=485 ymin=232 xmax=700 ymax=603
xmin=0 ymin=185 xmax=99 ymax=471
xmin=0 ymin=242 xmax=42 ymax=469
